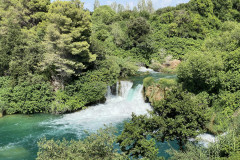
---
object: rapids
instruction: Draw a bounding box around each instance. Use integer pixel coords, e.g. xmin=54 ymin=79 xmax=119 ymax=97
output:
xmin=0 ymin=70 xmax=177 ymax=160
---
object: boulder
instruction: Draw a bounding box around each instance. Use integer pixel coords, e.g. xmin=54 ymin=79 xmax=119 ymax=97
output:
xmin=145 ymin=86 xmax=165 ymax=103
xmin=162 ymin=59 xmax=181 ymax=70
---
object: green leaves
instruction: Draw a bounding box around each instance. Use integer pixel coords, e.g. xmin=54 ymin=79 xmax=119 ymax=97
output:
xmin=37 ymin=127 xmax=128 ymax=160
xmin=117 ymin=114 xmax=158 ymax=159
xmin=150 ymin=87 xmax=208 ymax=146
xmin=118 ymin=86 xmax=208 ymax=158
xmin=178 ymin=52 xmax=224 ymax=93
xmin=40 ymin=0 xmax=92 ymax=84
xmin=0 ymin=76 xmax=53 ymax=114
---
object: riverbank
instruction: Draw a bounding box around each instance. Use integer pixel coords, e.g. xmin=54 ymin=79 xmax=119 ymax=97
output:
xmin=0 ymin=71 xmax=177 ymax=160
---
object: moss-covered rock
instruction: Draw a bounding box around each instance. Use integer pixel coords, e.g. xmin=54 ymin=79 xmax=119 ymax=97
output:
xmin=143 ymin=78 xmax=177 ymax=104
xmin=145 ymin=86 xmax=165 ymax=103
xmin=149 ymin=59 xmax=181 ymax=73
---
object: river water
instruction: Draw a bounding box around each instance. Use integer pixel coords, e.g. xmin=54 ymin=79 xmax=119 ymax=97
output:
xmin=0 ymin=70 xmax=177 ymax=160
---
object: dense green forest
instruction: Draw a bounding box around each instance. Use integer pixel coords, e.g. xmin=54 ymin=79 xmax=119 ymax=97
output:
xmin=0 ymin=0 xmax=240 ymax=159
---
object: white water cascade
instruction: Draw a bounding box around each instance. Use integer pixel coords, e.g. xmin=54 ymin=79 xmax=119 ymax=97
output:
xmin=44 ymin=81 xmax=152 ymax=136
xmin=138 ymin=67 xmax=157 ymax=73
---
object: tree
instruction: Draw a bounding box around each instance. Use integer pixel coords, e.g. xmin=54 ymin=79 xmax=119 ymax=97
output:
xmin=118 ymin=87 xmax=208 ymax=153
xmin=125 ymin=3 xmax=130 ymax=11
xmin=117 ymin=4 xmax=125 ymax=13
xmin=147 ymin=0 xmax=154 ymax=13
xmin=0 ymin=0 xmax=49 ymax=78
xmin=110 ymin=2 xmax=117 ymax=12
xmin=177 ymin=52 xmax=224 ymax=94
xmin=117 ymin=114 xmax=159 ymax=159
xmin=212 ymin=0 xmax=233 ymax=21
xmin=92 ymin=5 xmax=116 ymax=25
xmin=127 ymin=17 xmax=150 ymax=47
xmin=138 ymin=0 xmax=146 ymax=11
xmin=190 ymin=0 xmax=214 ymax=16
xmin=94 ymin=0 xmax=100 ymax=10
xmin=0 ymin=75 xmax=53 ymax=114
xmin=37 ymin=127 xmax=128 ymax=160
xmin=148 ymin=87 xmax=208 ymax=150
xmin=39 ymin=0 xmax=94 ymax=88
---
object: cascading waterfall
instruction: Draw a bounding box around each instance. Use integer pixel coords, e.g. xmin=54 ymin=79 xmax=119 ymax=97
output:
xmin=119 ymin=81 xmax=133 ymax=98
xmin=45 ymin=81 xmax=152 ymax=136
xmin=0 ymin=71 xmax=180 ymax=160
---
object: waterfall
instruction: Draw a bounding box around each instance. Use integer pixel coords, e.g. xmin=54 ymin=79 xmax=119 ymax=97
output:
xmin=119 ymin=81 xmax=133 ymax=98
xmin=106 ymin=86 xmax=112 ymax=99
xmin=138 ymin=67 xmax=157 ymax=73
xmin=45 ymin=81 xmax=151 ymax=136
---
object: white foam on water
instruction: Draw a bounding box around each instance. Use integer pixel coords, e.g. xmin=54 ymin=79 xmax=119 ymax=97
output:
xmin=42 ymin=81 xmax=152 ymax=137
xmin=119 ymin=81 xmax=133 ymax=98
xmin=195 ymin=133 xmax=216 ymax=148
xmin=138 ymin=67 xmax=157 ymax=73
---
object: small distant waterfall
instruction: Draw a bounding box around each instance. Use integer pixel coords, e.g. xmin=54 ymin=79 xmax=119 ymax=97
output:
xmin=46 ymin=80 xmax=151 ymax=135
xmin=106 ymin=86 xmax=112 ymax=99
xmin=119 ymin=81 xmax=134 ymax=98
xmin=138 ymin=67 xmax=157 ymax=73
xmin=106 ymin=81 xmax=133 ymax=99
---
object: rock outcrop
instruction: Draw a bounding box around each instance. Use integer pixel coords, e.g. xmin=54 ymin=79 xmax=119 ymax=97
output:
xmin=162 ymin=59 xmax=181 ymax=70
xmin=145 ymin=86 xmax=166 ymax=104
xmin=150 ymin=59 xmax=181 ymax=73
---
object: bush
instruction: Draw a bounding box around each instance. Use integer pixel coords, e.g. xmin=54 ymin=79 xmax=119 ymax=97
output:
xmin=37 ymin=127 xmax=128 ymax=160
xmin=157 ymin=78 xmax=177 ymax=89
xmin=143 ymin=77 xmax=155 ymax=88
xmin=0 ymin=75 xmax=53 ymax=114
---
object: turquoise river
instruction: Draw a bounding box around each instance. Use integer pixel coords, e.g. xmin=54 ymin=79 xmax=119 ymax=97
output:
xmin=0 ymin=69 xmax=178 ymax=160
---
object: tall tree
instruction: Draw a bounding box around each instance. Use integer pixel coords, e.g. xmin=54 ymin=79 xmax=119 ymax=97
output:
xmin=147 ymin=0 xmax=154 ymax=13
xmin=94 ymin=0 xmax=100 ymax=10
xmin=138 ymin=0 xmax=146 ymax=11
xmin=125 ymin=3 xmax=130 ymax=11
xmin=39 ymin=0 xmax=94 ymax=88
xmin=110 ymin=2 xmax=118 ymax=12
xmin=127 ymin=17 xmax=150 ymax=47
xmin=117 ymin=4 xmax=125 ymax=13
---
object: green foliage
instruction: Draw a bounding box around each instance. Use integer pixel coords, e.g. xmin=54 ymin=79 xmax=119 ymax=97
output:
xmin=143 ymin=77 xmax=155 ymax=88
xmin=118 ymin=86 xmax=209 ymax=157
xmin=169 ymin=116 xmax=240 ymax=159
xmin=127 ymin=17 xmax=150 ymax=47
xmin=51 ymin=56 xmax=137 ymax=114
xmin=39 ymin=0 xmax=93 ymax=83
xmin=190 ymin=0 xmax=214 ymax=16
xmin=207 ymin=130 xmax=240 ymax=159
xmin=98 ymin=56 xmax=138 ymax=78
xmin=117 ymin=114 xmax=159 ymax=159
xmin=168 ymin=143 xmax=208 ymax=160
xmin=178 ymin=51 xmax=224 ymax=94
xmin=0 ymin=75 xmax=53 ymax=114
xmin=149 ymin=87 xmax=208 ymax=149
xmin=92 ymin=5 xmax=117 ymax=25
xmin=212 ymin=0 xmax=233 ymax=21
xmin=37 ymin=127 xmax=128 ymax=160
xmin=157 ymin=78 xmax=177 ymax=89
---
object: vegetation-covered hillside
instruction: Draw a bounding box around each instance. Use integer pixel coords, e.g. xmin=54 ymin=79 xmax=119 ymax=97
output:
xmin=0 ymin=0 xmax=239 ymax=159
